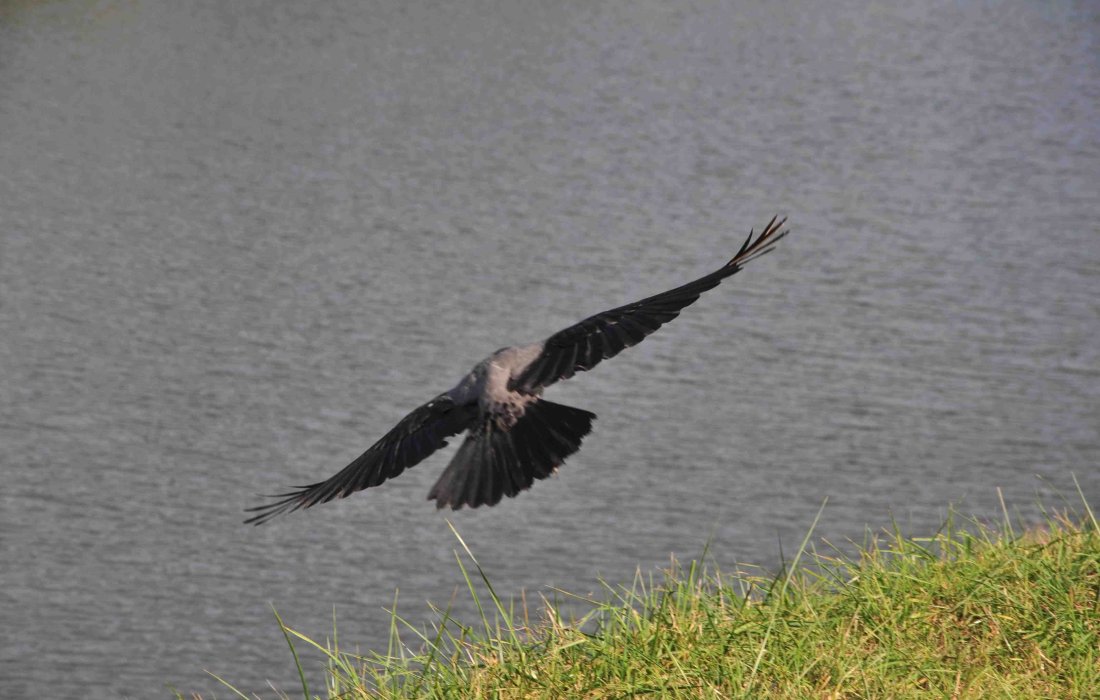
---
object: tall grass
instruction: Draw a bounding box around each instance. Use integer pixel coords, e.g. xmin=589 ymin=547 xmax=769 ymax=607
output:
xmin=199 ymin=486 xmax=1099 ymax=699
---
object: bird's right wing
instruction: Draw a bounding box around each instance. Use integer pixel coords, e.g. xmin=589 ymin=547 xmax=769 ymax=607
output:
xmin=509 ymin=216 xmax=787 ymax=394
xmin=245 ymin=394 xmax=477 ymax=524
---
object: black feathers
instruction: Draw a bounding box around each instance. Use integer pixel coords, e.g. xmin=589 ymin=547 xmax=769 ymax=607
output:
xmin=510 ymin=216 xmax=787 ymax=394
xmin=244 ymin=395 xmax=476 ymax=525
xmin=427 ymin=400 xmax=596 ymax=510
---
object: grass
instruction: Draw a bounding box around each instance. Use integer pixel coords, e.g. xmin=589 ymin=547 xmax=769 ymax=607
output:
xmin=197 ymin=486 xmax=1100 ymax=699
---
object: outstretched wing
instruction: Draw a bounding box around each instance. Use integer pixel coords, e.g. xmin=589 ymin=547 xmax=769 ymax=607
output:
xmin=509 ymin=216 xmax=787 ymax=394
xmin=245 ymin=394 xmax=477 ymax=524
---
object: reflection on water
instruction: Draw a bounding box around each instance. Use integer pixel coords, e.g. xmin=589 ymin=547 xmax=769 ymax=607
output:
xmin=1 ymin=1 xmax=1097 ymax=696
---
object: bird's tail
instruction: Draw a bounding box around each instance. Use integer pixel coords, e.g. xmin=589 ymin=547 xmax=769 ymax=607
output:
xmin=428 ymin=399 xmax=596 ymax=510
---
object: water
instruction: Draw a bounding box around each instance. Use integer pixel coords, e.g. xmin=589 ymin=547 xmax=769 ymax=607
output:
xmin=1 ymin=0 xmax=1098 ymax=696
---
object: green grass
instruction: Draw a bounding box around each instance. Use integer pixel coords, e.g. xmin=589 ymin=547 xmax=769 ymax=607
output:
xmin=200 ymin=488 xmax=1100 ymax=699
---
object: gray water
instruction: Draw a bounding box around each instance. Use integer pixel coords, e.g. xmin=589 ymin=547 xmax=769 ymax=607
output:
xmin=2 ymin=0 xmax=1098 ymax=697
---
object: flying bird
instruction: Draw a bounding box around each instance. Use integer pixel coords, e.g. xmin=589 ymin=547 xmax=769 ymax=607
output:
xmin=246 ymin=216 xmax=788 ymax=524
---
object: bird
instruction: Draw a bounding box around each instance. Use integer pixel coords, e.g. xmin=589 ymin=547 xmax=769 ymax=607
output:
xmin=246 ymin=216 xmax=788 ymax=525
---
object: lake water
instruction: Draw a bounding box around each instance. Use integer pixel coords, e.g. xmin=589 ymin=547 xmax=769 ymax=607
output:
xmin=1 ymin=1 xmax=1098 ymax=697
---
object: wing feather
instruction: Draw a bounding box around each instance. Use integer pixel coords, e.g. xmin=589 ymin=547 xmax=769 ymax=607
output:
xmin=509 ymin=216 xmax=788 ymax=393
xmin=245 ymin=394 xmax=477 ymax=524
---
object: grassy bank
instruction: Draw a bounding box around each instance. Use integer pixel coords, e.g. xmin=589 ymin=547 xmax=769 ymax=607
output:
xmin=207 ymin=494 xmax=1099 ymax=699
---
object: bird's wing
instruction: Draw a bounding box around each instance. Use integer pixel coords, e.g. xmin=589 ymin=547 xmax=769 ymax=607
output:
xmin=245 ymin=393 xmax=477 ymax=524
xmin=509 ymin=216 xmax=787 ymax=394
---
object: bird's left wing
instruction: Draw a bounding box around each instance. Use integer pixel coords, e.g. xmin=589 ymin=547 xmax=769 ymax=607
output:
xmin=509 ymin=216 xmax=787 ymax=394
xmin=245 ymin=394 xmax=477 ymax=524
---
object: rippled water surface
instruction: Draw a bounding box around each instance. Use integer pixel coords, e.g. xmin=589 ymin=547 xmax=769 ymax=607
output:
xmin=2 ymin=1 xmax=1098 ymax=696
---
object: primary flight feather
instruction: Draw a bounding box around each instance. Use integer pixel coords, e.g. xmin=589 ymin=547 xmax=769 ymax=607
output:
xmin=246 ymin=216 xmax=788 ymax=524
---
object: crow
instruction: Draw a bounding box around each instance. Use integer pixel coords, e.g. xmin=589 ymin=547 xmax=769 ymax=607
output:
xmin=246 ymin=216 xmax=787 ymax=524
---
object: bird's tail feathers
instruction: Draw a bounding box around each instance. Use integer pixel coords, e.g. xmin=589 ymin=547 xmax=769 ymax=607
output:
xmin=428 ymin=399 xmax=596 ymax=510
